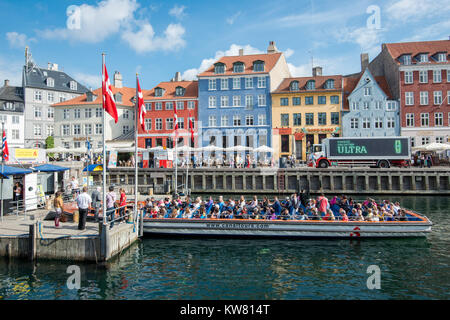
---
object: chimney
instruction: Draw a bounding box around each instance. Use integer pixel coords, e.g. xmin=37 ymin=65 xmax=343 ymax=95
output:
xmin=239 ymin=48 xmax=244 ymax=56
xmin=361 ymin=53 xmax=369 ymax=72
xmin=47 ymin=62 xmax=58 ymax=71
xmin=174 ymin=72 xmax=182 ymax=82
xmin=114 ymin=71 xmax=123 ymax=88
xmin=267 ymin=41 xmax=278 ymax=54
xmin=312 ymin=66 xmax=322 ymax=77
xmin=4 ymin=80 xmax=9 ymax=87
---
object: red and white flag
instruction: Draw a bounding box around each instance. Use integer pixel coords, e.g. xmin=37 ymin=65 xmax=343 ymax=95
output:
xmin=2 ymin=130 xmax=9 ymax=161
xmin=174 ymin=103 xmax=178 ymax=134
xmin=136 ymin=76 xmax=146 ymax=131
xmin=102 ymin=63 xmax=118 ymax=123
xmin=188 ymin=110 xmax=194 ymax=143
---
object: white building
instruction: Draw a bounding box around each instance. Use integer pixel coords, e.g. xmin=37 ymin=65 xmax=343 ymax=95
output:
xmin=0 ymin=80 xmax=25 ymax=148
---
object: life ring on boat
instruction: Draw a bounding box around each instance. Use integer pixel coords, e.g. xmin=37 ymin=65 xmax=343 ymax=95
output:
xmin=350 ymin=226 xmax=361 ymax=237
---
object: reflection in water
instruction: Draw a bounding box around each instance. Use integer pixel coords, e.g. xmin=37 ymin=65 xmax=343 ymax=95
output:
xmin=0 ymin=196 xmax=449 ymax=300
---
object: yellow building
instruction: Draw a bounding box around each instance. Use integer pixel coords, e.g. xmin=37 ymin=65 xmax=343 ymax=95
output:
xmin=271 ymin=71 xmax=343 ymax=162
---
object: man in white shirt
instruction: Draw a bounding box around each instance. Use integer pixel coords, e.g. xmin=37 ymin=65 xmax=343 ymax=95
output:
xmin=76 ymin=186 xmax=92 ymax=230
xmin=70 ymin=176 xmax=80 ymax=199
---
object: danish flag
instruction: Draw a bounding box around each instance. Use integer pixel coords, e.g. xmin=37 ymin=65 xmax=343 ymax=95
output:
xmin=102 ymin=63 xmax=118 ymax=123
xmin=2 ymin=130 xmax=9 ymax=161
xmin=136 ymin=76 xmax=146 ymax=131
xmin=174 ymin=103 xmax=178 ymax=134
xmin=188 ymin=110 xmax=194 ymax=143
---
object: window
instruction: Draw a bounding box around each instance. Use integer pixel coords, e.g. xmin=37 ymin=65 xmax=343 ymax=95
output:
xmin=281 ymin=135 xmax=290 ymax=153
xmin=280 ymin=98 xmax=289 ymax=106
xmin=362 ymin=118 xmax=370 ymax=129
xmin=96 ymin=108 xmax=102 ymax=117
xmin=166 ymin=118 xmax=174 ymax=130
xmin=305 ymin=113 xmax=314 ymax=125
xmin=95 ymin=124 xmax=103 ymax=134
xmin=155 ymin=118 xmax=163 ymax=130
xmin=245 ymin=95 xmax=254 ymax=109
xmin=175 ymin=87 xmax=185 ymax=97
xmin=4 ymin=102 xmax=13 ymax=110
xmin=306 ymin=80 xmax=315 ymax=90
xmin=386 ymin=117 xmax=395 ymax=129
xmin=84 ymin=124 xmax=92 ymax=135
xmin=214 ymin=63 xmax=225 ymax=74
xmin=62 ymin=124 xmax=70 ymax=135
xmin=145 ymin=118 xmax=152 ymax=130
xmin=245 ymin=77 xmax=253 ymax=89
xmin=221 ymin=78 xmax=229 ymax=90
xmin=435 ymin=113 xmax=443 ymax=126
xmin=386 ymin=101 xmax=396 ymax=110
xmin=12 ymin=129 xmax=19 ymax=140
xmin=422 ymin=137 xmax=430 ymax=145
xmin=448 ymin=70 xmax=450 ymax=82
xmin=406 ymin=113 xmax=414 ymax=127
xmin=233 ymin=115 xmax=241 ymax=126
xmin=374 ymin=117 xmax=383 ymax=129
xmin=34 ymin=91 xmax=42 ymax=101
xmin=290 ymin=81 xmax=299 ymax=91
xmin=375 ymin=101 xmax=382 ymax=110
xmin=434 ymin=91 xmax=442 ymax=105
xmin=209 ymin=96 xmax=217 ymax=108
xmin=165 ymin=102 xmax=173 ymax=110
xmin=330 ymin=95 xmax=339 ymax=104
xmin=59 ymin=94 xmax=66 ymax=102
xmin=47 ymin=92 xmax=54 ymax=102
xmin=363 ymin=101 xmax=370 ymax=110
xmin=47 ymin=108 xmax=54 ymax=119
xmin=420 ymin=92 xmax=429 ymax=105
xmin=177 ymin=117 xmax=184 ymax=129
xmin=448 ymin=91 xmax=450 ymax=105
xmin=318 ymin=113 xmax=326 ymax=125
xmin=73 ymin=124 xmax=81 ymax=135
xmin=145 ymin=103 xmax=151 ymax=111
xmin=34 ymin=106 xmax=42 ymax=119
xmin=47 ymin=77 xmax=54 ymax=87
xmin=220 ymin=96 xmax=229 ymax=107
xmin=70 ymin=81 xmax=77 ymax=91
xmin=232 ymin=77 xmax=241 ymax=89
xmin=351 ymin=102 xmax=358 ymax=111
xmin=84 ymin=108 xmax=91 ymax=118
xmin=188 ymin=101 xmax=195 ymax=109
xmin=155 ymin=88 xmax=164 ymax=97
xmin=253 ymin=61 xmax=264 ymax=72
xmin=246 ymin=115 xmax=254 ymax=126
xmin=305 ymin=96 xmax=313 ymax=105
xmin=318 ymin=96 xmax=326 ymax=104
xmin=176 ymin=101 xmax=184 ymax=110
xmin=12 ymin=115 xmax=19 ymax=124
xmin=405 ymin=92 xmax=414 ymax=105
xmin=419 ymin=54 xmax=428 ymax=63
xmin=281 ymin=114 xmax=289 ymax=126
xmin=433 ymin=70 xmax=442 ymax=83
xmin=122 ymin=126 xmax=129 ymax=134
xmin=325 ymin=79 xmax=335 ymax=89
xmin=258 ymin=95 xmax=266 ymax=106
xmin=221 ymin=115 xmax=228 ymax=127
xmin=404 ymin=71 xmax=413 ymax=84
xmin=258 ymin=114 xmax=266 ymax=126
xmin=437 ymin=53 xmax=447 ymax=62
xmin=233 ymin=62 xmax=244 ymax=73
xmin=436 ymin=136 xmax=444 ymax=143
xmin=74 ymin=141 xmax=81 ymax=148
xmin=257 ymin=76 xmax=266 ymax=88
xmin=403 ymin=55 xmax=411 ymax=65
xmin=350 ymin=118 xmax=359 ymax=129
xmin=208 ymin=79 xmax=217 ymax=91
xmin=364 ymin=87 xmax=372 ymax=96
xmin=292 ymin=97 xmax=301 ymax=106
xmin=155 ymin=102 xmax=162 ymax=110
xmin=293 ymin=113 xmax=301 ymax=126
xmin=331 ymin=112 xmax=339 ymax=125
xmin=74 ymin=109 xmax=81 ymax=119
xmin=419 ymin=70 xmax=428 ymax=83
xmin=421 ymin=113 xmax=429 ymax=126
xmin=410 ymin=137 xmax=415 ymax=148
xmin=233 ymin=96 xmax=241 ymax=107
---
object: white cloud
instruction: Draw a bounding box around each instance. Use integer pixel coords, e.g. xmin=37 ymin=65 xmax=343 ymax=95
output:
xmin=73 ymin=72 xmax=102 ymax=89
xmin=169 ymin=5 xmax=186 ymax=19
xmin=121 ymin=21 xmax=186 ymax=53
xmin=0 ymin=56 xmax=23 ymax=86
xmin=334 ymin=27 xmax=383 ymax=58
xmin=400 ymin=20 xmax=450 ymax=42
xmin=386 ymin=0 xmax=450 ymax=22
xmin=284 ymin=48 xmax=294 ymax=58
xmin=181 ymin=44 xmax=263 ymax=80
xmin=287 ymin=63 xmax=310 ymax=77
xmin=226 ymin=11 xmax=241 ymax=25
xmin=6 ymin=32 xmax=36 ymax=48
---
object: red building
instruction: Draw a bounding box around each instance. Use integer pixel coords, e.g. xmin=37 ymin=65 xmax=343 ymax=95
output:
xmin=138 ymin=73 xmax=198 ymax=151
xmin=369 ymin=40 xmax=450 ymax=146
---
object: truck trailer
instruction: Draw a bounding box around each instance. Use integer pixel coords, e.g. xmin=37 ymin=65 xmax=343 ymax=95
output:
xmin=308 ymin=137 xmax=411 ymax=168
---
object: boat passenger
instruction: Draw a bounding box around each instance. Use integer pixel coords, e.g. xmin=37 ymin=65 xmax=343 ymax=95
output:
xmin=298 ymin=209 xmax=309 ymax=220
xmin=281 ymin=208 xmax=290 ymax=220
xmin=355 ymin=210 xmax=364 ymax=221
xmin=272 ymin=196 xmax=282 ymax=216
xmin=398 ymin=209 xmax=409 ymax=221
xmin=317 ymin=193 xmax=329 ymax=215
xmin=310 ymin=208 xmax=321 ymax=221
xmin=341 ymin=211 xmax=349 ymax=222
xmin=171 ymin=208 xmax=178 ymax=219
xmin=182 ymin=208 xmax=191 ymax=219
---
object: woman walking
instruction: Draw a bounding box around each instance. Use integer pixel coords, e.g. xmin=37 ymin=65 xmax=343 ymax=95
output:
xmin=119 ymin=188 xmax=127 ymax=223
xmin=53 ymin=191 xmax=64 ymax=228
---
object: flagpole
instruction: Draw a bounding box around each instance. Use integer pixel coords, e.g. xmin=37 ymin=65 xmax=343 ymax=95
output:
xmin=134 ymin=74 xmax=139 ymax=219
xmin=102 ymin=53 xmax=107 ymax=224
xmin=1 ymin=122 xmax=4 ymax=222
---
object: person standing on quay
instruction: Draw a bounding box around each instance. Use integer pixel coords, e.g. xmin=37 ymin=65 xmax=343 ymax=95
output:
xmin=53 ymin=191 xmax=64 ymax=228
xmin=91 ymin=186 xmax=102 ymax=222
xmin=119 ymin=188 xmax=127 ymax=223
xmin=106 ymin=186 xmax=117 ymax=229
xmin=76 ymin=186 xmax=92 ymax=230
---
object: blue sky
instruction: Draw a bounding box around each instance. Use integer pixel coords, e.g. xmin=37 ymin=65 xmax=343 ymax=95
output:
xmin=1 ymin=0 xmax=449 ymax=90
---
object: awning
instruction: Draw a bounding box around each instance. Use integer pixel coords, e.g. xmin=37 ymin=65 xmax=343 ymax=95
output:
xmin=0 ymin=165 xmax=33 ymax=176
xmin=83 ymin=164 xmax=103 ymax=172
xmin=32 ymin=164 xmax=70 ymax=172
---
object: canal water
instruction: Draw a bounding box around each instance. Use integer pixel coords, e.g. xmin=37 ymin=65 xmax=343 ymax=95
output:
xmin=0 ymin=196 xmax=449 ymax=300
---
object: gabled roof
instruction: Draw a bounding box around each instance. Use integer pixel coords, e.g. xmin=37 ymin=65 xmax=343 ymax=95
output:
xmin=0 ymin=85 xmax=24 ymax=103
xmin=198 ymin=52 xmax=283 ymax=77
xmin=51 ymin=86 xmax=142 ymax=107
xmin=273 ymin=75 xmax=343 ymax=93
xmin=143 ymin=80 xmax=198 ymax=100
xmin=384 ymin=40 xmax=450 ymax=64
xmin=23 ymin=66 xmax=89 ymax=94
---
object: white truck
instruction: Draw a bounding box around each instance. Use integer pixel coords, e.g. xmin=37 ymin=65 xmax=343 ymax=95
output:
xmin=308 ymin=137 xmax=411 ymax=168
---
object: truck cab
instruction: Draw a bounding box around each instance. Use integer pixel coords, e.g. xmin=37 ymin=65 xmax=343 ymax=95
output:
xmin=307 ymin=143 xmax=328 ymax=168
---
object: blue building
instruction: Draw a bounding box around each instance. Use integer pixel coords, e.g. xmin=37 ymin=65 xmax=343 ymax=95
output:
xmin=197 ymin=41 xmax=290 ymax=162
xmin=342 ymin=68 xmax=400 ymax=137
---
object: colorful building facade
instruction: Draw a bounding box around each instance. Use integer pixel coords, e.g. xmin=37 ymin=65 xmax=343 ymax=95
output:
xmin=271 ymin=69 xmax=342 ymax=161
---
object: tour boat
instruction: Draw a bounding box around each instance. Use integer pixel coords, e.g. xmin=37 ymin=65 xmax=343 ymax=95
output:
xmin=142 ymin=210 xmax=432 ymax=238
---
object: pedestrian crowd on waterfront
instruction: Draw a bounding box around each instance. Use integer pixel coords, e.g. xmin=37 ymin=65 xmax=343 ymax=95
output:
xmin=140 ymin=193 xmax=412 ymax=222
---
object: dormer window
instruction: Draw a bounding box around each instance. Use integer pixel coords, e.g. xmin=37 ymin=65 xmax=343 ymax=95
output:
xmin=419 ymin=53 xmax=428 ymax=63
xmin=437 ymin=52 xmax=447 ymax=62
xmin=46 ymin=77 xmax=54 ymax=87
xmin=114 ymin=92 xmax=122 ymax=103
xmin=402 ymin=55 xmax=411 ymax=65
xmin=253 ymin=61 xmax=265 ymax=72
xmin=290 ymin=81 xmax=299 ymax=91
xmin=155 ymin=87 xmax=164 ymax=97
xmin=324 ymin=79 xmax=335 ymax=89
xmin=306 ymin=80 xmax=315 ymax=90
xmin=175 ymin=86 xmax=185 ymax=97
xmin=86 ymin=92 xmax=97 ymax=102
xmin=4 ymin=102 xmax=14 ymax=110
xmin=214 ymin=63 xmax=225 ymax=74
xmin=69 ymin=81 xmax=77 ymax=91
xmin=233 ymin=62 xmax=245 ymax=73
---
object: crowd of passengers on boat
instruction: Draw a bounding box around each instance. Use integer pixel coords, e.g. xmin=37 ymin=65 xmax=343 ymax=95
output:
xmin=141 ymin=193 xmax=415 ymax=222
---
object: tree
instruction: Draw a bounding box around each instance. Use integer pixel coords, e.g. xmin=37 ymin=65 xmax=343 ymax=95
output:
xmin=45 ymin=136 xmax=55 ymax=159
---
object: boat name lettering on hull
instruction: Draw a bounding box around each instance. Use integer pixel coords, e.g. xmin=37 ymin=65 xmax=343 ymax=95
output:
xmin=206 ymin=223 xmax=270 ymax=230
